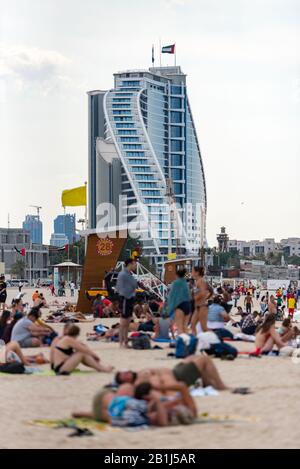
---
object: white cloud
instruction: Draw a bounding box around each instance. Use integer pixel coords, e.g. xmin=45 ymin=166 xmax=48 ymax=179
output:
xmin=0 ymin=43 xmax=71 ymax=94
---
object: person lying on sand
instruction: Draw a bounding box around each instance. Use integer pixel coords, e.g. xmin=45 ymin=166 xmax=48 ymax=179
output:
xmin=50 ymin=324 xmax=114 ymax=375
xmin=115 ymin=355 xmax=229 ymax=391
xmin=72 ymin=381 xmax=197 ymax=427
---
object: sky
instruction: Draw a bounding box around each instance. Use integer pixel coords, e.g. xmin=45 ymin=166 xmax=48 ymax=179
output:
xmin=0 ymin=0 xmax=300 ymax=247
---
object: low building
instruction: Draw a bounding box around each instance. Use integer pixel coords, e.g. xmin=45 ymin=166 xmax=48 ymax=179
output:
xmin=0 ymin=228 xmax=49 ymax=281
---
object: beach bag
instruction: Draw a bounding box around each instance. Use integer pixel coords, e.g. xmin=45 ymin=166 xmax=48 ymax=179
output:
xmin=131 ymin=334 xmax=151 ymax=350
xmin=0 ymin=362 xmax=25 ymax=374
xmin=208 ymin=342 xmax=237 ymax=360
xmin=175 ymin=334 xmax=198 ymax=359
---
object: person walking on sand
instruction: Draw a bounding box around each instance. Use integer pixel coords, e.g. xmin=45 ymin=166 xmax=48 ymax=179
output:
xmin=116 ymin=258 xmax=137 ymax=348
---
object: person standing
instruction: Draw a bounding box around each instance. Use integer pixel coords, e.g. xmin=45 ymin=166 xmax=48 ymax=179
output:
xmin=18 ymin=281 xmax=24 ymax=293
xmin=116 ymin=259 xmax=137 ymax=348
xmin=267 ymin=295 xmax=277 ymax=315
xmin=244 ymin=292 xmax=253 ymax=314
xmin=288 ymin=293 xmax=296 ymax=320
xmin=70 ymin=281 xmax=75 ymax=297
xmin=167 ymin=269 xmax=191 ymax=335
xmin=191 ymin=266 xmax=213 ymax=334
xmin=0 ymin=275 xmax=7 ymax=311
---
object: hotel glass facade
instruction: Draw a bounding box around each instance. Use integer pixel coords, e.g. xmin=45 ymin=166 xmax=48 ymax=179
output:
xmin=88 ymin=66 xmax=207 ymax=265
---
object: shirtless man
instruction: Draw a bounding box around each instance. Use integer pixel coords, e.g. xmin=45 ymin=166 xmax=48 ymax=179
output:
xmin=114 ymin=354 xmax=228 ymax=391
xmin=191 ymin=266 xmax=214 ymax=334
xmin=267 ymin=295 xmax=277 ymax=315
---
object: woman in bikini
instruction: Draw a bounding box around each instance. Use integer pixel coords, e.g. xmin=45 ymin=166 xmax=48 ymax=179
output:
xmin=191 ymin=266 xmax=214 ymax=334
xmin=254 ymin=314 xmax=292 ymax=355
xmin=50 ymin=324 xmax=114 ymax=375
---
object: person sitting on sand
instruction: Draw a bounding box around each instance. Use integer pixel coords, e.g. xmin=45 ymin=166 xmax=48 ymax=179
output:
xmin=206 ymin=295 xmax=233 ymax=339
xmin=1 ymin=312 xmax=23 ymax=344
xmin=10 ymin=298 xmax=25 ymax=317
xmin=241 ymin=311 xmax=260 ymax=336
xmin=0 ymin=310 xmax=11 ymax=340
xmin=277 ymin=318 xmax=292 ymax=337
xmin=254 ymin=314 xmax=293 ymax=354
xmin=32 ymin=290 xmax=40 ymax=303
xmin=103 ymin=298 xmax=120 ymax=318
xmin=11 ymin=308 xmax=51 ymax=348
xmin=0 ymin=341 xmax=31 ymax=366
xmin=50 ymin=324 xmax=114 ymax=375
xmin=137 ymin=311 xmax=155 ymax=333
xmin=153 ymin=312 xmax=174 ymax=341
xmin=33 ymin=293 xmax=48 ymax=309
xmin=73 ymin=380 xmax=197 ymax=427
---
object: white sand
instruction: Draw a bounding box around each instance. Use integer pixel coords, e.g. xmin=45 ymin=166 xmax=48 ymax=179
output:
xmin=1 ymin=288 xmax=300 ymax=449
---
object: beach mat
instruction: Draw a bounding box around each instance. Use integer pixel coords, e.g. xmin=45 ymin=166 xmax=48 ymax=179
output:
xmin=26 ymin=413 xmax=259 ymax=433
xmin=26 ymin=418 xmax=111 ymax=432
xmin=152 ymin=338 xmax=176 ymax=344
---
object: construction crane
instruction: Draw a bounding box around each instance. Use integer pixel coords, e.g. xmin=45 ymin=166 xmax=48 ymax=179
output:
xmin=29 ymin=205 xmax=42 ymax=219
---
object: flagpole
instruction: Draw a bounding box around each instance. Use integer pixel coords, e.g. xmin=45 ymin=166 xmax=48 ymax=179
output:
xmin=152 ymin=44 xmax=155 ymax=67
xmin=159 ymin=38 xmax=162 ymax=67
xmin=175 ymin=45 xmax=177 ymax=66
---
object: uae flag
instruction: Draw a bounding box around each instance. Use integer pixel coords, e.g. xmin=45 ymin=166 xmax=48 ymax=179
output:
xmin=162 ymin=44 xmax=175 ymax=54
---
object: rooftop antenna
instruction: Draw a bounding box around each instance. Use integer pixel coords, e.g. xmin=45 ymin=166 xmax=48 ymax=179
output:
xmin=8 ymin=213 xmax=10 ymax=229
xmin=29 ymin=205 xmax=42 ymax=219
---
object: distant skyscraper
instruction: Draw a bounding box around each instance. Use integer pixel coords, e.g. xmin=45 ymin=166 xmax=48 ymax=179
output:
xmin=50 ymin=233 xmax=69 ymax=248
xmin=53 ymin=214 xmax=77 ymax=244
xmin=87 ymin=65 xmax=207 ymax=266
xmin=22 ymin=215 xmax=43 ymax=244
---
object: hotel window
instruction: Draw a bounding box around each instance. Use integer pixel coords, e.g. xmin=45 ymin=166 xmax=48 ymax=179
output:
xmin=171 ymin=112 xmax=183 ymax=124
xmin=112 ymin=104 xmax=131 ymax=108
xmin=114 ymin=117 xmax=133 ymax=121
xmin=113 ymin=110 xmax=131 ymax=115
xmin=120 ymin=137 xmax=139 ymax=142
xmin=171 ymin=97 xmax=182 ymax=109
xmin=171 ymin=154 xmax=183 ymax=166
xmin=126 ymin=151 xmax=144 ymax=157
xmin=171 ymin=126 xmax=183 ymax=138
xmin=116 ymin=123 xmax=135 ymax=128
xmin=171 ymin=85 xmax=182 ymax=95
xmin=171 ymin=140 xmax=183 ymax=152
xmin=121 ymin=81 xmax=140 ymax=87
xmin=123 ymin=144 xmax=142 ymax=149
xmin=171 ymin=169 xmax=183 ymax=180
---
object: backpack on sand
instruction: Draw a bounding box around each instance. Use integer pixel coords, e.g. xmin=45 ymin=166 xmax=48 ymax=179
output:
xmin=131 ymin=334 xmax=151 ymax=350
xmin=175 ymin=334 xmax=198 ymax=359
xmin=0 ymin=362 xmax=25 ymax=374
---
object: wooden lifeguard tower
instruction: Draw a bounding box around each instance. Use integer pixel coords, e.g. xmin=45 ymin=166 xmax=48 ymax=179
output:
xmin=76 ymin=228 xmax=127 ymax=313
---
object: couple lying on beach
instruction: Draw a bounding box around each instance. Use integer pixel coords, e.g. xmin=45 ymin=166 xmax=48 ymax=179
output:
xmin=72 ymin=355 xmax=251 ymax=427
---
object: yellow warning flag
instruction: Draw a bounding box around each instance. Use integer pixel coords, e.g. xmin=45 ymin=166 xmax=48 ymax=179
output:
xmin=61 ymin=186 xmax=87 ymax=207
xmin=167 ymin=253 xmax=177 ymax=261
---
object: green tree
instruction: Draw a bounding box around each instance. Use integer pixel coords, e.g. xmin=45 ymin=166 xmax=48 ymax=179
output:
xmin=11 ymin=259 xmax=25 ymax=278
xmin=287 ymin=255 xmax=300 ymax=266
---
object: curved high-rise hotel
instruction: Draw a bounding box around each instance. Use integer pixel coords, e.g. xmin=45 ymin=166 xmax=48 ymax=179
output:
xmin=88 ymin=66 xmax=207 ymax=266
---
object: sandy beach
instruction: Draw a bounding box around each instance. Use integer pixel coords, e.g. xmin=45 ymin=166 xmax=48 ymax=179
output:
xmin=1 ymin=288 xmax=300 ymax=449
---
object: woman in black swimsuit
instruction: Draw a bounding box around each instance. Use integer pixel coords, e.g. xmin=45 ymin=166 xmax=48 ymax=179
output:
xmin=50 ymin=324 xmax=114 ymax=375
